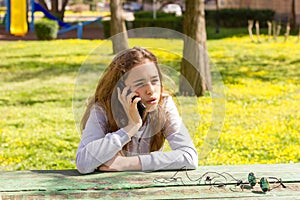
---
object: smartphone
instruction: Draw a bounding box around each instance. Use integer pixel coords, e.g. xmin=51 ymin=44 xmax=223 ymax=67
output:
xmin=132 ymin=96 xmax=146 ymax=118
xmin=119 ymin=82 xmax=146 ymax=118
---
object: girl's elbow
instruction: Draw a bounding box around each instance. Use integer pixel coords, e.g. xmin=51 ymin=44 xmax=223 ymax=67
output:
xmin=76 ymin=162 xmax=95 ymax=174
xmin=76 ymin=154 xmax=94 ymax=174
xmin=186 ymin=150 xmax=198 ymax=169
xmin=76 ymin=164 xmax=91 ymax=174
xmin=187 ymin=157 xmax=198 ymax=169
xmin=190 ymin=157 xmax=198 ymax=169
xmin=192 ymin=151 xmax=199 ymax=168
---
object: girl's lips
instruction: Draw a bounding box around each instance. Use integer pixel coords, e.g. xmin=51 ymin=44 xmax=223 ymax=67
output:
xmin=146 ymin=98 xmax=157 ymax=104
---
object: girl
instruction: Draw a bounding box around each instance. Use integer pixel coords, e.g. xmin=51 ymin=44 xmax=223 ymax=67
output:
xmin=76 ymin=47 xmax=198 ymax=174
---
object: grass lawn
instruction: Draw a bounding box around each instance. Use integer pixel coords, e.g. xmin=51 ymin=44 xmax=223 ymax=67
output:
xmin=0 ymin=36 xmax=299 ymax=170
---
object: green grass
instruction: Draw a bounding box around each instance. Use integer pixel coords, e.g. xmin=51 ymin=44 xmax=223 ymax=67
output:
xmin=0 ymin=36 xmax=299 ymax=170
xmin=206 ymin=26 xmax=253 ymax=40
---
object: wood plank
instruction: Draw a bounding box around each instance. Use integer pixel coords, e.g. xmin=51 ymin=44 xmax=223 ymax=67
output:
xmin=0 ymin=163 xmax=299 ymax=199
xmin=1 ymin=183 xmax=300 ymax=199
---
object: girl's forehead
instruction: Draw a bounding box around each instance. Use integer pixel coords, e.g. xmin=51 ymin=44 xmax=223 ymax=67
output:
xmin=125 ymin=62 xmax=158 ymax=82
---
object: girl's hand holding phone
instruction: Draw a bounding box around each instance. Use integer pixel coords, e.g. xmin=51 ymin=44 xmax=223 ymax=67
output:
xmin=117 ymin=86 xmax=142 ymax=137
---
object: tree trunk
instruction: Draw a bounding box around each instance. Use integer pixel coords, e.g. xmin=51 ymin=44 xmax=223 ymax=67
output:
xmin=255 ymin=21 xmax=261 ymax=43
xmin=290 ymin=0 xmax=296 ymax=30
xmin=215 ymin=0 xmax=220 ymax=33
xmin=284 ymin=23 xmax=291 ymax=42
xmin=38 ymin=0 xmax=49 ymax=11
xmin=51 ymin=0 xmax=60 ymax=20
xmin=267 ymin=21 xmax=272 ymax=41
xmin=60 ymin=0 xmax=69 ymax=21
xmin=110 ymin=0 xmax=129 ymax=54
xmin=248 ymin=20 xmax=254 ymax=42
xmin=297 ymin=25 xmax=300 ymax=43
xmin=180 ymin=0 xmax=211 ymax=96
xmin=38 ymin=0 xmax=69 ymax=21
xmin=51 ymin=0 xmax=58 ymax=12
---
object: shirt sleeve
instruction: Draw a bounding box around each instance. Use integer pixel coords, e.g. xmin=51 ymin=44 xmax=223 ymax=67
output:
xmin=138 ymin=96 xmax=198 ymax=171
xmin=76 ymin=105 xmax=131 ymax=174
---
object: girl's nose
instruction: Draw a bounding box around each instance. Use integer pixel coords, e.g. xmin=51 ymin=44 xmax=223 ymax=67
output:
xmin=145 ymin=82 xmax=154 ymax=95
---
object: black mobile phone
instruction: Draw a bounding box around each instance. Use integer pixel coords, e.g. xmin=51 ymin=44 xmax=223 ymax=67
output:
xmin=132 ymin=96 xmax=146 ymax=118
xmin=119 ymin=82 xmax=146 ymax=118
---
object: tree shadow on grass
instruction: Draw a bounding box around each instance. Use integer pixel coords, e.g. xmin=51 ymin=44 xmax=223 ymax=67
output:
xmin=4 ymin=52 xmax=86 ymax=60
xmin=2 ymin=55 xmax=299 ymax=84
xmin=215 ymin=59 xmax=300 ymax=84
xmin=17 ymin=98 xmax=71 ymax=106
xmin=1 ymin=61 xmax=103 ymax=83
xmin=0 ymin=98 xmax=68 ymax=106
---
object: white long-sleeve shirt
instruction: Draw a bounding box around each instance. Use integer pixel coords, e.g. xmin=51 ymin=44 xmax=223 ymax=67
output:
xmin=76 ymin=96 xmax=198 ymax=174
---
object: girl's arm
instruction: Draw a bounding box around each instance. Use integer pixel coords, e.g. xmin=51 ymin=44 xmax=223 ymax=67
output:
xmin=98 ymin=154 xmax=142 ymax=171
xmin=99 ymin=96 xmax=198 ymax=172
xmin=138 ymin=96 xmax=198 ymax=171
xmin=83 ymin=97 xmax=198 ymax=171
xmin=76 ymin=106 xmax=132 ymax=174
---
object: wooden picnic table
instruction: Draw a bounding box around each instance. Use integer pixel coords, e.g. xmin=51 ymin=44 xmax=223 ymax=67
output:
xmin=1 ymin=163 xmax=300 ymax=199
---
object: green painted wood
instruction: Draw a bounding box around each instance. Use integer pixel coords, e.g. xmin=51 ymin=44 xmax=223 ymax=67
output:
xmin=1 ymin=183 xmax=300 ymax=200
xmin=0 ymin=163 xmax=300 ymax=199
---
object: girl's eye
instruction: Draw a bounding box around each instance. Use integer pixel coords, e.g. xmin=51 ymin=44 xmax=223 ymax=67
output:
xmin=134 ymin=82 xmax=144 ymax=88
xmin=133 ymin=78 xmax=160 ymax=88
xmin=151 ymin=79 xmax=160 ymax=84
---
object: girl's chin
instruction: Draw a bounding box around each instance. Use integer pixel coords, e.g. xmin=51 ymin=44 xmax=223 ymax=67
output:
xmin=146 ymin=104 xmax=158 ymax=113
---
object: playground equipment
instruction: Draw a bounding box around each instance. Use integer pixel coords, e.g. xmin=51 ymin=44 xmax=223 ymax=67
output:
xmin=4 ymin=0 xmax=103 ymax=38
xmin=5 ymin=0 xmax=28 ymax=36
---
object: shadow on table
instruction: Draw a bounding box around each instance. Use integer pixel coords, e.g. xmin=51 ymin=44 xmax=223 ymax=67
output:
xmin=30 ymin=169 xmax=82 ymax=176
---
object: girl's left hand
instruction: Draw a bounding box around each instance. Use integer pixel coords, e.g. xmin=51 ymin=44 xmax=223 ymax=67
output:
xmin=98 ymin=152 xmax=123 ymax=171
xmin=98 ymin=152 xmax=142 ymax=171
xmin=117 ymin=86 xmax=143 ymax=130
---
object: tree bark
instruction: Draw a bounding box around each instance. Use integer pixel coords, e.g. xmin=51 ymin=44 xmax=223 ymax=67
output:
xmin=297 ymin=25 xmax=300 ymax=43
xmin=248 ymin=20 xmax=254 ymax=42
xmin=110 ymin=0 xmax=129 ymax=54
xmin=290 ymin=0 xmax=296 ymax=30
xmin=215 ymin=0 xmax=220 ymax=33
xmin=38 ymin=0 xmax=49 ymax=11
xmin=60 ymin=0 xmax=69 ymax=20
xmin=255 ymin=21 xmax=261 ymax=43
xmin=267 ymin=21 xmax=272 ymax=41
xmin=38 ymin=0 xmax=69 ymax=21
xmin=51 ymin=0 xmax=58 ymax=12
xmin=180 ymin=0 xmax=211 ymax=96
xmin=284 ymin=23 xmax=291 ymax=42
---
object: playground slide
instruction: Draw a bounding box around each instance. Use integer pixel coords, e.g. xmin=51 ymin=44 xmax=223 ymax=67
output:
xmin=10 ymin=0 xmax=28 ymax=36
xmin=34 ymin=2 xmax=70 ymax=28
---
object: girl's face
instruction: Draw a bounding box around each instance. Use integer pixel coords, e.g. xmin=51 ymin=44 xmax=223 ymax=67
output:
xmin=124 ymin=60 xmax=161 ymax=112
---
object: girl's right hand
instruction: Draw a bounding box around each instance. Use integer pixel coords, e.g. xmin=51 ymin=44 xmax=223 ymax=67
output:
xmin=117 ymin=86 xmax=142 ymax=137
